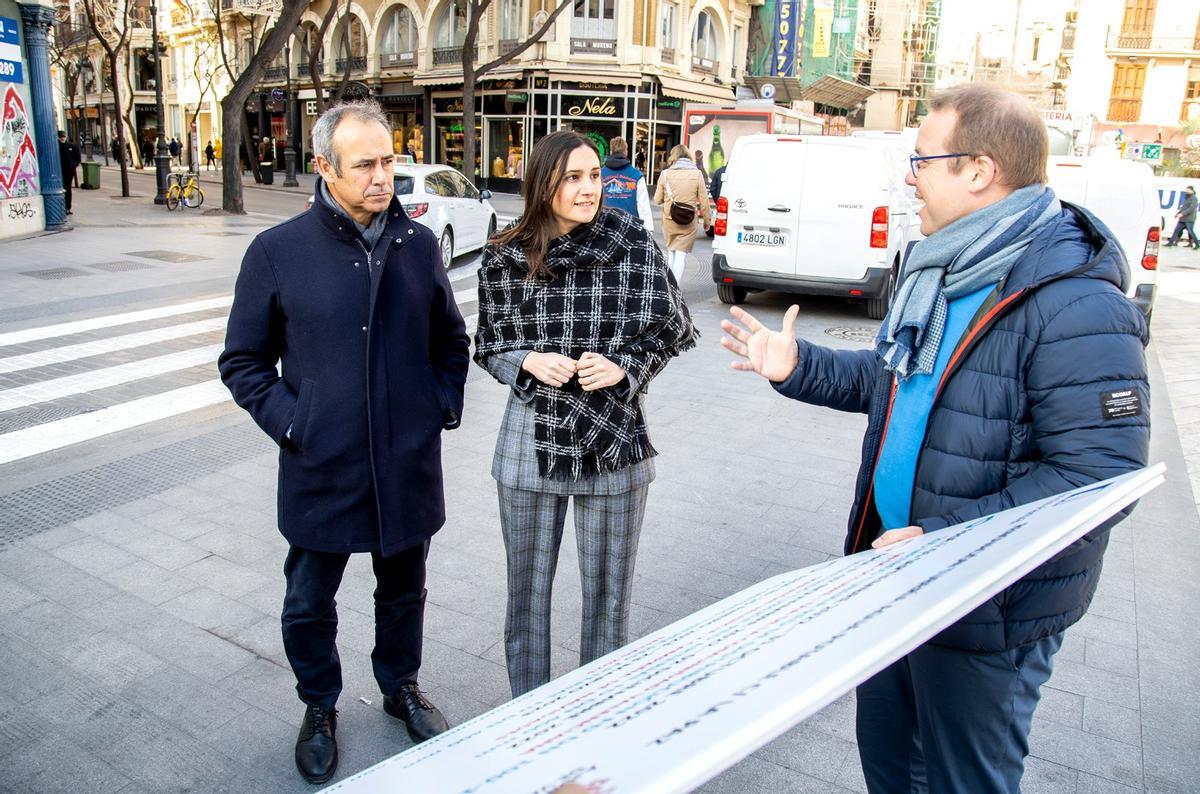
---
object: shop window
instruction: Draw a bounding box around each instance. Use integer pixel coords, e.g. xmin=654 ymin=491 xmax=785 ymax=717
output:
xmin=380 ymin=6 xmax=417 ymax=67
xmin=692 ymin=10 xmax=720 ymax=70
xmin=488 ymin=118 xmax=525 ymax=180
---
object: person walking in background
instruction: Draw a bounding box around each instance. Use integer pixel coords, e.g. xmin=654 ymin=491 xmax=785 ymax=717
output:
xmin=692 ymin=149 xmax=708 ymax=186
xmin=219 ymin=100 xmax=466 ymax=784
xmin=475 ymin=130 xmax=697 ymax=698
xmin=57 ymin=131 xmax=80 ymax=215
xmin=167 ymin=136 xmax=180 ymax=166
xmin=601 ymin=136 xmax=653 ymax=232
xmin=721 ymin=84 xmax=1149 ymax=793
xmin=1165 ymin=185 xmax=1198 ymax=249
xmin=204 ymin=141 xmax=217 ymax=171
xmin=654 ymin=144 xmax=711 ymax=283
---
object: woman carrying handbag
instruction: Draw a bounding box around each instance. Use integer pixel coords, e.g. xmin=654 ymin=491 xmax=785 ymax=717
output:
xmin=654 ymin=144 xmax=712 ymax=283
xmin=475 ymin=130 xmax=697 ymax=697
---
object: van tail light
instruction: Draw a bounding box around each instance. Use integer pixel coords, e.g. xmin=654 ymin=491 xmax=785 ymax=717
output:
xmin=404 ymin=203 xmax=429 ymax=219
xmin=1141 ymin=226 xmax=1159 ymax=270
xmin=870 ymin=206 xmax=888 ymax=248
xmin=715 ymin=196 xmax=728 ymax=237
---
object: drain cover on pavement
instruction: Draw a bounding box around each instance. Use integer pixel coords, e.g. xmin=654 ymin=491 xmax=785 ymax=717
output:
xmin=824 ymin=326 xmax=878 ymax=343
xmin=20 ymin=267 xmax=93 ymax=280
xmin=123 ymin=250 xmax=212 ymax=263
xmin=87 ymin=260 xmax=154 ymax=273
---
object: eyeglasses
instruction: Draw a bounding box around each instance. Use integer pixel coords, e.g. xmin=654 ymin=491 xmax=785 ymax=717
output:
xmin=909 ymin=152 xmax=975 ymax=178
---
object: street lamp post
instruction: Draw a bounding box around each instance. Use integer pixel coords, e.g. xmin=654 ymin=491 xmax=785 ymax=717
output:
xmin=148 ymin=0 xmax=171 ymax=205
xmin=78 ymin=57 xmax=93 ymax=160
xmin=283 ymin=41 xmax=298 ymax=187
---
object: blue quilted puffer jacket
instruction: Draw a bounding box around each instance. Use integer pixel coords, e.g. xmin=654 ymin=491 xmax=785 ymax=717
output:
xmin=774 ymin=203 xmax=1150 ymax=652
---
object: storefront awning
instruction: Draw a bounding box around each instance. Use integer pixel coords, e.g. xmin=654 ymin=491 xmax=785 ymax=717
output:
xmin=414 ymin=68 xmax=524 ymax=87
xmin=547 ymin=71 xmax=642 ymax=87
xmin=799 ymin=75 xmax=875 ymax=110
xmin=657 ymin=75 xmax=736 ymax=105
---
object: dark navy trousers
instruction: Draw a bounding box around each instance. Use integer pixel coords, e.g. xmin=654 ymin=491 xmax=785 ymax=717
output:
xmin=856 ymin=632 xmax=1063 ymax=793
xmin=281 ymin=542 xmax=429 ymax=710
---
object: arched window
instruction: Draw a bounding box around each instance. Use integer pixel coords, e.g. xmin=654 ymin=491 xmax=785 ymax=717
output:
xmin=380 ymin=5 xmax=417 ymax=54
xmin=500 ymin=0 xmax=521 ymax=41
xmin=297 ymin=22 xmax=322 ymax=74
xmin=692 ymin=10 xmax=720 ymax=63
xmin=437 ymin=0 xmax=469 ymax=48
xmin=335 ymin=15 xmax=367 ymax=67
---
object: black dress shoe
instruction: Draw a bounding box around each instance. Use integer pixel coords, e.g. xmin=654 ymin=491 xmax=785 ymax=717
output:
xmin=383 ymin=684 xmax=449 ymax=743
xmin=295 ymin=705 xmax=337 ymax=784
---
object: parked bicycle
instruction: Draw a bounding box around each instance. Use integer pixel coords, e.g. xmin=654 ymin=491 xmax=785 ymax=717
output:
xmin=165 ymin=171 xmax=204 ymax=211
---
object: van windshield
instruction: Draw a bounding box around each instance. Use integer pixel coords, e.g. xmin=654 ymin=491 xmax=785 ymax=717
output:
xmin=393 ymin=176 xmax=415 ymax=195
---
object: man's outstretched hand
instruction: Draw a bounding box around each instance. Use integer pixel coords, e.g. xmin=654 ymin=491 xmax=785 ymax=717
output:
xmin=720 ymin=305 xmax=801 ymax=383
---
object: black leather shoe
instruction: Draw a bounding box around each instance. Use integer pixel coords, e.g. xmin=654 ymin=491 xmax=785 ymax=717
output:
xmin=383 ymin=684 xmax=449 ymax=743
xmin=295 ymin=705 xmax=337 ymax=784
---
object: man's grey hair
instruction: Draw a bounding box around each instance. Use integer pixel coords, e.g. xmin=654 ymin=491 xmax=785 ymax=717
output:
xmin=311 ymin=99 xmax=390 ymax=175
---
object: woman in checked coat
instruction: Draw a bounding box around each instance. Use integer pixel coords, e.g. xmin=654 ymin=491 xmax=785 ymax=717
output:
xmin=474 ymin=131 xmax=698 ymax=697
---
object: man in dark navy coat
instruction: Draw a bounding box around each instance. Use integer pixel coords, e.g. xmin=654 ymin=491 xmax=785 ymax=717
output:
xmin=219 ymin=100 xmax=469 ymax=785
xmin=722 ymin=86 xmax=1149 ymax=792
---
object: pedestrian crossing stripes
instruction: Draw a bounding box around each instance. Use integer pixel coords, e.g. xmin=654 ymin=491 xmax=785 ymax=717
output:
xmin=0 ymin=278 xmax=482 ymax=466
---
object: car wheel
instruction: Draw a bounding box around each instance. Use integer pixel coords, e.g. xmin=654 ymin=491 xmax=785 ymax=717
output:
xmin=717 ymin=283 xmax=747 ymax=304
xmin=487 ymin=214 xmax=497 ymax=241
xmin=866 ymin=261 xmax=898 ymax=321
xmin=439 ymin=228 xmax=454 ymax=269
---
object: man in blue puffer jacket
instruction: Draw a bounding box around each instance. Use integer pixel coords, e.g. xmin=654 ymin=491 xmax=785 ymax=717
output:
xmin=722 ymin=85 xmax=1149 ymax=793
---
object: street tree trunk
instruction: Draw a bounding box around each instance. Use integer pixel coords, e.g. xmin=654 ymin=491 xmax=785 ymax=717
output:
xmin=105 ymin=51 xmax=130 ymax=196
xmin=459 ymin=0 xmax=570 ymax=182
xmin=218 ymin=0 xmax=310 ymax=214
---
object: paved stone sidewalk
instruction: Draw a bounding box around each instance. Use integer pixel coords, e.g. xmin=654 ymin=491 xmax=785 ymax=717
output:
xmin=0 ymin=193 xmax=1197 ymax=792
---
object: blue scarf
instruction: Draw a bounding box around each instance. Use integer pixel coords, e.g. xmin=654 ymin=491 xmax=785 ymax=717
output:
xmin=876 ymin=184 xmax=1061 ymax=379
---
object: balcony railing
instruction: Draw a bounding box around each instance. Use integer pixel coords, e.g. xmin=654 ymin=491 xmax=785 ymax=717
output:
xmin=692 ymin=55 xmax=716 ymax=73
xmin=500 ymin=39 xmax=519 ymax=55
xmin=335 ymin=56 xmax=367 ymax=73
xmin=1108 ymin=98 xmax=1142 ymax=123
xmin=661 ymin=47 xmax=676 ymax=64
xmin=298 ymin=61 xmax=322 ymax=77
xmin=434 ymin=46 xmax=466 ymax=65
xmin=1107 ymin=30 xmax=1200 ymax=52
xmin=263 ymin=65 xmax=288 ymax=81
xmin=220 ymin=0 xmax=282 ymax=14
xmin=380 ymin=51 xmax=416 ymax=68
xmin=54 ymin=23 xmax=90 ymax=47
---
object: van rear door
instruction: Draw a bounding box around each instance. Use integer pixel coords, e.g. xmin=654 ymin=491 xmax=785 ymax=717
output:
xmin=720 ymin=137 xmax=805 ymax=276
xmin=795 ymin=139 xmax=888 ymax=280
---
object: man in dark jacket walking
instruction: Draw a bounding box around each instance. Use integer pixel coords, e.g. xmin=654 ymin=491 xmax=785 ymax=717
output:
xmin=1165 ymin=184 xmax=1197 ymax=248
xmin=219 ymin=100 xmax=469 ymax=785
xmin=57 ymin=131 xmax=80 ymax=214
xmin=722 ymin=85 xmax=1149 ymax=792
xmin=601 ymin=136 xmax=653 ymax=231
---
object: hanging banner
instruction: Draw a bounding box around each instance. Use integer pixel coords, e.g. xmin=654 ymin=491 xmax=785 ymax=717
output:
xmin=773 ymin=0 xmax=799 ymax=76
xmin=324 ymin=465 xmax=1165 ymax=794
xmin=812 ymin=1 xmax=834 ymax=59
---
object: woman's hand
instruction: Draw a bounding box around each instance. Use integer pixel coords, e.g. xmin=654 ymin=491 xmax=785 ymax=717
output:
xmin=577 ymin=352 xmax=626 ymax=391
xmin=521 ymin=352 xmax=577 ymax=387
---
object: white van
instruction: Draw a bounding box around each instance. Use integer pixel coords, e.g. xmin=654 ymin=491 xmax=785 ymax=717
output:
xmin=710 ymin=133 xmax=921 ymax=319
xmin=1046 ymin=156 xmax=1159 ymax=319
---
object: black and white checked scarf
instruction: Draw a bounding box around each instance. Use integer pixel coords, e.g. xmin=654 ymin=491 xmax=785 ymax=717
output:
xmin=475 ymin=208 xmax=698 ymax=480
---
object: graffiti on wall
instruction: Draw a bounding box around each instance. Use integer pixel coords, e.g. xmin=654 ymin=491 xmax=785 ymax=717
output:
xmin=0 ymin=83 xmax=38 ymax=199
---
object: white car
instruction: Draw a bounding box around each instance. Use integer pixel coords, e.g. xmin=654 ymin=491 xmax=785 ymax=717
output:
xmin=307 ymin=163 xmax=498 ymax=269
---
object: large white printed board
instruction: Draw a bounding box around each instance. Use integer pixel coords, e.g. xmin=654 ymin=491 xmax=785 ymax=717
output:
xmin=326 ymin=466 xmax=1165 ymax=794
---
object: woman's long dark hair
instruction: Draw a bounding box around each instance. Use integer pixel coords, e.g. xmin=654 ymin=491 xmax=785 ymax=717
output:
xmin=490 ymin=130 xmax=603 ymax=280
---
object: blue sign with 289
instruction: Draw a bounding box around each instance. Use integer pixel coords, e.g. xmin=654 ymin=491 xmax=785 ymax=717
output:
xmin=0 ymin=16 xmax=24 ymax=84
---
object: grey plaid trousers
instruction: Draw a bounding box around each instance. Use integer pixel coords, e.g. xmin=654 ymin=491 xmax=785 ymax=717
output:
xmin=497 ymin=483 xmax=649 ymax=698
